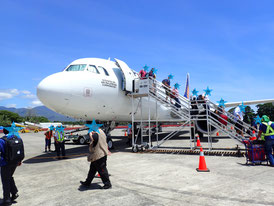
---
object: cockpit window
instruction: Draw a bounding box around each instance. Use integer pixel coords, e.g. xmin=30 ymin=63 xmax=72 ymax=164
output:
xmin=87 ymin=65 xmax=100 ymax=74
xmin=98 ymin=66 xmax=109 ymax=76
xmin=66 ymin=64 xmax=87 ymax=71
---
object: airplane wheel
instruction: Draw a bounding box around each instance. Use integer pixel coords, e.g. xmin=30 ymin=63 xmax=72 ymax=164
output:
xmin=79 ymin=136 xmax=85 ymax=145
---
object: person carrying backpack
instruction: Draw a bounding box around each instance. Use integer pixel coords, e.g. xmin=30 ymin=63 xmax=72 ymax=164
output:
xmin=0 ymin=125 xmax=24 ymax=205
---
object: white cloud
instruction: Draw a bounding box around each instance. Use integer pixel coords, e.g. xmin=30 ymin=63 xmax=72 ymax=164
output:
xmin=6 ymin=104 xmax=16 ymax=108
xmin=0 ymin=92 xmax=13 ymax=100
xmin=21 ymin=90 xmax=36 ymax=99
xmin=22 ymin=90 xmax=31 ymax=95
xmin=10 ymin=89 xmax=20 ymax=95
xmin=31 ymin=100 xmax=43 ymax=106
xmin=24 ymin=94 xmax=36 ymax=99
xmin=0 ymin=89 xmax=20 ymax=100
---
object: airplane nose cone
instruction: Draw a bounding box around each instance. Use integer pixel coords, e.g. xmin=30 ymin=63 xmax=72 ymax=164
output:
xmin=37 ymin=73 xmax=71 ymax=112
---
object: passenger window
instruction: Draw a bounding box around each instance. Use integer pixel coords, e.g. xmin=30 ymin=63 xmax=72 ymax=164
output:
xmin=66 ymin=64 xmax=87 ymax=71
xmin=98 ymin=66 xmax=109 ymax=76
xmin=87 ymin=65 xmax=99 ymax=74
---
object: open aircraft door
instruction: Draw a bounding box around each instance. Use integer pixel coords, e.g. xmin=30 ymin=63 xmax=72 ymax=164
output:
xmin=115 ymin=58 xmax=136 ymax=92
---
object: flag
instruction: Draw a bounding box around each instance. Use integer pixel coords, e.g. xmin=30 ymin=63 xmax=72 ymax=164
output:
xmin=184 ymin=73 xmax=190 ymax=99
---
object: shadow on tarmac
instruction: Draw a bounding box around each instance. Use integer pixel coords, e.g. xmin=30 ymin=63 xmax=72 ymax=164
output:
xmin=23 ymin=135 xmax=132 ymax=164
xmin=0 ymin=198 xmax=18 ymax=206
xmin=23 ymin=145 xmax=89 ymax=164
xmin=78 ymin=183 xmax=102 ymax=191
xmin=23 ymin=131 xmax=229 ymax=164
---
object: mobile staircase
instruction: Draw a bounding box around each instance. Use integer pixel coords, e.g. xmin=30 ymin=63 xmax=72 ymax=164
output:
xmin=129 ymin=77 xmax=256 ymax=152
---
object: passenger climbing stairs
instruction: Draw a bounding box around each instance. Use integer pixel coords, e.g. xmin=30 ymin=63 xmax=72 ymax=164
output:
xmin=130 ymin=77 xmax=256 ymax=151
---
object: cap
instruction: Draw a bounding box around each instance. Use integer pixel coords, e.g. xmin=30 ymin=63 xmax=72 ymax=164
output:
xmin=261 ymin=115 xmax=270 ymax=123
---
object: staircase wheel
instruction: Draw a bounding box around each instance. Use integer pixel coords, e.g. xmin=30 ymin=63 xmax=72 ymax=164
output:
xmin=132 ymin=145 xmax=138 ymax=153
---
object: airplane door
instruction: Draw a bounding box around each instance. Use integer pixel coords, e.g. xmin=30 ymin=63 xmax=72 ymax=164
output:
xmin=114 ymin=58 xmax=136 ymax=92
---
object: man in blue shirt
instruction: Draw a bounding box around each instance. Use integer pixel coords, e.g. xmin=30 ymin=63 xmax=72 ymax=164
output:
xmin=258 ymin=115 xmax=274 ymax=167
xmin=0 ymin=128 xmax=21 ymax=205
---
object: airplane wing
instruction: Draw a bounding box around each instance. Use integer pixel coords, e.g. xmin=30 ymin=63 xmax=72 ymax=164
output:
xmin=224 ymin=99 xmax=274 ymax=108
xmin=14 ymin=123 xmax=26 ymax=128
xmin=25 ymin=121 xmax=43 ymax=129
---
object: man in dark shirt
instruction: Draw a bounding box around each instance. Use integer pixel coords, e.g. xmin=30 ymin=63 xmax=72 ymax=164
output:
xmin=258 ymin=115 xmax=274 ymax=166
xmin=0 ymin=128 xmax=21 ymax=205
xmin=162 ymin=74 xmax=172 ymax=102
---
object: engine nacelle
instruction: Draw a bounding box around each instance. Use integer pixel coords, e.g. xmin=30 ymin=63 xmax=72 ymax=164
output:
xmin=194 ymin=111 xmax=217 ymax=135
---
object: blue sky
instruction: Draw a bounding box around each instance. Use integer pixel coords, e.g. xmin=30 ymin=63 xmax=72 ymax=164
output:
xmin=0 ymin=0 xmax=274 ymax=109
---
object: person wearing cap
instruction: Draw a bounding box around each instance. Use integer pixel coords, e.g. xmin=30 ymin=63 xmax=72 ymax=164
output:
xmin=80 ymin=128 xmax=111 ymax=189
xmin=257 ymin=115 xmax=274 ymax=166
xmin=162 ymin=75 xmax=172 ymax=103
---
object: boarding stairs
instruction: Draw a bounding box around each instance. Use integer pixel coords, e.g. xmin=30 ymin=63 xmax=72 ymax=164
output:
xmin=189 ymin=99 xmax=257 ymax=144
xmin=131 ymin=77 xmax=254 ymax=151
xmin=207 ymin=100 xmax=257 ymax=142
xmin=130 ymin=77 xmax=193 ymax=150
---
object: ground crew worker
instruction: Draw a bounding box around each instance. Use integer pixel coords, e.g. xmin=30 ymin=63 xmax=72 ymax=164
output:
xmin=80 ymin=128 xmax=112 ymax=189
xmin=0 ymin=128 xmax=22 ymax=205
xmin=257 ymin=115 xmax=274 ymax=167
xmin=44 ymin=129 xmax=53 ymax=152
xmin=54 ymin=128 xmax=66 ymax=159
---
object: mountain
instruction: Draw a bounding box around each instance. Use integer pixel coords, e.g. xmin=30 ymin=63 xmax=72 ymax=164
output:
xmin=0 ymin=106 xmax=76 ymax=122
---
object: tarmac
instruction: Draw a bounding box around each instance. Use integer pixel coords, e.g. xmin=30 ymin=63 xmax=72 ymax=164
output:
xmin=1 ymin=129 xmax=273 ymax=206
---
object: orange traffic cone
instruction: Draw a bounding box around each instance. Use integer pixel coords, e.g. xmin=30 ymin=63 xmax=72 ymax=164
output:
xmin=231 ymin=126 xmax=234 ymax=130
xmin=96 ymin=173 xmax=100 ymax=178
xmin=216 ymin=132 xmax=219 ymax=136
xmin=124 ymin=131 xmax=127 ymax=136
xmin=196 ymin=147 xmax=210 ymax=172
xmin=250 ymin=130 xmax=256 ymax=141
xmin=196 ymin=135 xmax=201 ymax=147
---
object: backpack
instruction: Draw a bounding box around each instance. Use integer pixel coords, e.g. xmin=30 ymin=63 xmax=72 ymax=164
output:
xmin=2 ymin=135 xmax=25 ymax=164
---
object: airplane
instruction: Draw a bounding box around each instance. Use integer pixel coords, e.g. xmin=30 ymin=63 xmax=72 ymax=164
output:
xmin=13 ymin=122 xmax=62 ymax=133
xmin=24 ymin=122 xmax=62 ymax=129
xmin=37 ymin=58 xmax=274 ymax=137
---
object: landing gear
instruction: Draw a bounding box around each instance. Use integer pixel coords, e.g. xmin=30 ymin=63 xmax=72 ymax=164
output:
xmin=102 ymin=121 xmax=116 ymax=150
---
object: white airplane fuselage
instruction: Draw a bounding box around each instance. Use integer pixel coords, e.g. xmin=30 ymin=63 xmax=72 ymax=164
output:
xmin=37 ymin=58 xmax=175 ymax=122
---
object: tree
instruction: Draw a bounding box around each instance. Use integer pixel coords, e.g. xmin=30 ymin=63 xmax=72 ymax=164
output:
xmin=243 ymin=106 xmax=256 ymax=124
xmin=23 ymin=116 xmax=49 ymax=123
xmin=256 ymin=103 xmax=274 ymax=121
xmin=0 ymin=110 xmax=23 ymax=126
